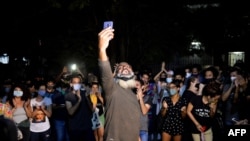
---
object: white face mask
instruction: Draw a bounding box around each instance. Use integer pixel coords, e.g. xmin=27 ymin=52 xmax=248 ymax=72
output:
xmin=166 ymin=78 xmax=173 ymax=83
xmin=73 ymin=84 xmax=82 ymax=91
xmin=13 ymin=90 xmax=23 ymax=97
xmin=186 ymin=72 xmax=191 ymax=78
xmin=230 ymin=76 xmax=236 ymax=82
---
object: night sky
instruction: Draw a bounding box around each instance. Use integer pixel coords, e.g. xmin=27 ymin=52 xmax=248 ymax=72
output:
xmin=1 ymin=0 xmax=250 ymax=79
xmin=2 ymin=1 xmax=249 ymax=50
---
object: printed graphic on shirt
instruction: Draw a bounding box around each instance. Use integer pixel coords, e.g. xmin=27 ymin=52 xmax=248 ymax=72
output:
xmin=194 ymin=108 xmax=210 ymax=117
xmin=32 ymin=106 xmax=46 ymax=123
xmin=92 ymin=109 xmax=101 ymax=130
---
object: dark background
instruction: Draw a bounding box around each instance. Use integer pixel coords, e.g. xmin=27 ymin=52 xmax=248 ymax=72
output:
xmin=1 ymin=0 xmax=249 ymax=80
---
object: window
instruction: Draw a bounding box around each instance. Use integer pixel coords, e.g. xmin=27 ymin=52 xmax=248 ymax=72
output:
xmin=228 ymin=51 xmax=245 ymax=66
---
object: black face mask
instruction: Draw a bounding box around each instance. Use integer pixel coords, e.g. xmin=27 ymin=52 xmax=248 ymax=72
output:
xmin=195 ymin=83 xmax=200 ymax=89
xmin=132 ymin=88 xmax=137 ymax=94
xmin=160 ymin=78 xmax=166 ymax=82
xmin=116 ymin=75 xmax=134 ymax=81
xmin=47 ymin=86 xmax=54 ymax=90
xmin=203 ymin=78 xmax=214 ymax=84
xmin=192 ymin=74 xmax=198 ymax=77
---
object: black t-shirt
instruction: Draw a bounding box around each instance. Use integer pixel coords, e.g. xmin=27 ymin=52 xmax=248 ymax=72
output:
xmin=189 ymin=95 xmax=213 ymax=133
xmin=182 ymin=90 xmax=197 ymax=103
xmin=65 ymin=90 xmax=93 ymax=131
xmin=51 ymin=90 xmax=68 ymax=121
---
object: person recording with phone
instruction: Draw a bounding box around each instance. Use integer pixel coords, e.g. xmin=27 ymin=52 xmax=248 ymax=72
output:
xmin=98 ymin=24 xmax=141 ymax=141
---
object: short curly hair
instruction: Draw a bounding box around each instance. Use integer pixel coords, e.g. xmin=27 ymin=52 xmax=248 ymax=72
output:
xmin=202 ymin=82 xmax=221 ymax=97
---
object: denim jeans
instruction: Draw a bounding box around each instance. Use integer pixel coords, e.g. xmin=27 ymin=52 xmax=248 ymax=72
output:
xmin=53 ymin=119 xmax=70 ymax=141
xmin=140 ymin=130 xmax=149 ymax=141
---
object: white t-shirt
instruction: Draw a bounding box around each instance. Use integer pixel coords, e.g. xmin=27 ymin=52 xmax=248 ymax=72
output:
xmin=30 ymin=97 xmax=52 ymax=132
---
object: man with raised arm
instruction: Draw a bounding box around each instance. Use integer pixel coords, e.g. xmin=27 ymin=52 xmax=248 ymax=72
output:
xmin=98 ymin=28 xmax=141 ymax=141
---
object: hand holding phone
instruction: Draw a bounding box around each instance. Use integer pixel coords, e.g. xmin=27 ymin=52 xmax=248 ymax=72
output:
xmin=103 ymin=21 xmax=113 ymax=29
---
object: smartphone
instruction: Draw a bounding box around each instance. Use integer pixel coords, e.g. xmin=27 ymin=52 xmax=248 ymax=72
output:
xmin=103 ymin=21 xmax=113 ymax=29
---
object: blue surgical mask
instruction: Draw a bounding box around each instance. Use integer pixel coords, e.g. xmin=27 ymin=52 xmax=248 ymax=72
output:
xmin=38 ymin=90 xmax=46 ymax=97
xmin=169 ymin=89 xmax=177 ymax=96
xmin=13 ymin=91 xmax=23 ymax=97
xmin=73 ymin=84 xmax=81 ymax=91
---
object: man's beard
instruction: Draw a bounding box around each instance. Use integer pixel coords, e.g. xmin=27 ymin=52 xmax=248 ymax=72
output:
xmin=116 ymin=78 xmax=136 ymax=89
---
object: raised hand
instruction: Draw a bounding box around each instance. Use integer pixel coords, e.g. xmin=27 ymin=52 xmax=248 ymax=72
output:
xmin=76 ymin=90 xmax=82 ymax=102
xmin=24 ymin=99 xmax=30 ymax=108
xmin=161 ymin=61 xmax=165 ymax=71
xmin=162 ymin=100 xmax=168 ymax=109
xmin=181 ymin=106 xmax=186 ymax=112
xmin=98 ymin=28 xmax=115 ymax=51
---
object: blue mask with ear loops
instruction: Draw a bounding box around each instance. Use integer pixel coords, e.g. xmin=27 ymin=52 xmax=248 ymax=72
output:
xmin=73 ymin=84 xmax=81 ymax=91
xmin=169 ymin=89 xmax=177 ymax=96
xmin=38 ymin=90 xmax=46 ymax=97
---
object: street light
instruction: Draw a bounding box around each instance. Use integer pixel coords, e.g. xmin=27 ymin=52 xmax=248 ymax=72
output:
xmin=0 ymin=53 xmax=9 ymax=64
xmin=71 ymin=64 xmax=77 ymax=71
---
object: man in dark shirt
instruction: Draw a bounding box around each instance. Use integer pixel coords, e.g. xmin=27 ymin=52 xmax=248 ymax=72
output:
xmin=98 ymin=27 xmax=141 ymax=140
xmin=65 ymin=75 xmax=95 ymax=141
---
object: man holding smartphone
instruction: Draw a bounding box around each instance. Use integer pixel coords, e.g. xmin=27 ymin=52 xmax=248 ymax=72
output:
xmin=98 ymin=26 xmax=141 ymax=140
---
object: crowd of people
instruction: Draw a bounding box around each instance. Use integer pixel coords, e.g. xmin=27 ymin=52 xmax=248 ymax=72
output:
xmin=0 ymin=28 xmax=250 ymax=141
